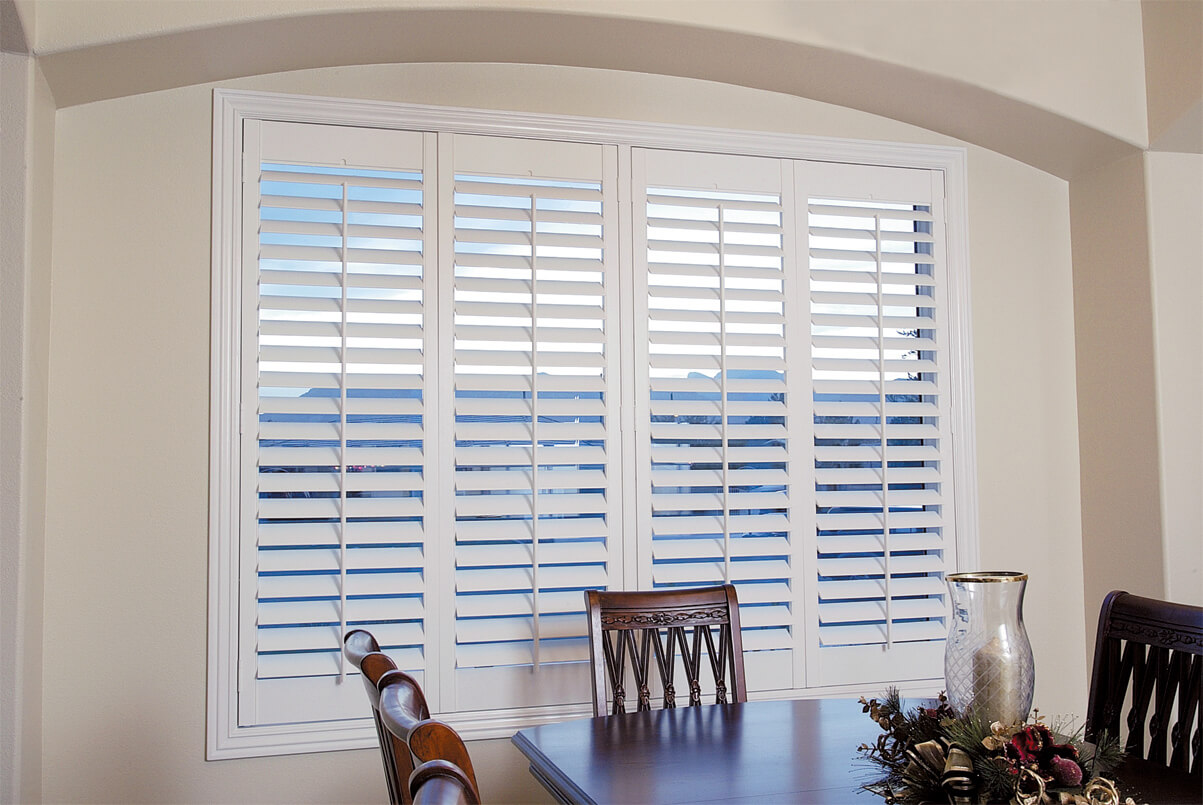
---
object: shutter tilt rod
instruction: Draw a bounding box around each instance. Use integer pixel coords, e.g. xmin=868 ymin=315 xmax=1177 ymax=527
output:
xmin=338 ymin=180 xmax=351 ymax=680
xmin=875 ymin=213 xmax=892 ymax=649
xmin=717 ymin=202 xmax=731 ymax=585
xmin=529 ymin=191 xmax=541 ymax=670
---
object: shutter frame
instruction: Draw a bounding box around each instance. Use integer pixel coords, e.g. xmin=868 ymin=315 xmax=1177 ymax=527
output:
xmin=211 ymin=90 xmax=976 ymax=759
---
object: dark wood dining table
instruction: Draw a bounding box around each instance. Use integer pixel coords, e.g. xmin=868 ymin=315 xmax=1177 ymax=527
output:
xmin=511 ymin=697 xmax=1202 ymax=805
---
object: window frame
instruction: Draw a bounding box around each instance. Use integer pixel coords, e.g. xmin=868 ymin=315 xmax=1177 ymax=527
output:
xmin=208 ymin=88 xmax=978 ymax=759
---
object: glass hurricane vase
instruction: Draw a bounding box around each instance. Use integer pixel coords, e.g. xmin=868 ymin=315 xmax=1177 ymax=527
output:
xmin=944 ymin=571 xmax=1035 ymax=726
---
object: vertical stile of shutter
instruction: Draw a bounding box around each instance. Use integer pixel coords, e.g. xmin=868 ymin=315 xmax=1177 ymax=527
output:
xmin=248 ymin=122 xmax=428 ymax=722
xmin=635 ymin=150 xmax=797 ymax=691
xmin=805 ymin=162 xmax=954 ymax=684
xmin=449 ymin=136 xmax=617 ymax=706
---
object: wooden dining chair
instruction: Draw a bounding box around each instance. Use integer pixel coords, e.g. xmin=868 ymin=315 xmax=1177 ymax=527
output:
xmin=585 ymin=584 xmax=747 ymax=718
xmin=409 ymin=760 xmax=480 ymax=805
xmin=1085 ymin=590 xmax=1203 ymax=775
xmin=378 ymin=671 xmax=481 ymax=803
xmin=345 ymin=629 xmax=422 ymax=805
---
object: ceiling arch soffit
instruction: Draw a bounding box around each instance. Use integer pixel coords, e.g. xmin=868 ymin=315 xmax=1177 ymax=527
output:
xmin=37 ymin=7 xmax=1138 ymax=179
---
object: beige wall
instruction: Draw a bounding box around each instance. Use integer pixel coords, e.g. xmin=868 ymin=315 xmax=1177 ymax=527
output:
xmin=968 ymin=151 xmax=1085 ymax=695
xmin=1 ymin=48 xmax=32 ymax=805
xmin=1142 ymin=0 xmax=1203 ymax=151
xmin=1 ymin=41 xmax=53 ymax=805
xmin=1146 ymin=151 xmax=1203 ymax=606
xmin=1071 ymin=154 xmax=1167 ymax=618
xmin=21 ymin=57 xmax=53 ymax=805
xmin=38 ymin=62 xmax=1085 ymax=803
xmin=1068 ymin=145 xmax=1202 ymax=644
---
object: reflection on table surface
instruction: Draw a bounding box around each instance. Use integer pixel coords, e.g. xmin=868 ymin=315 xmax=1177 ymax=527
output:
xmin=512 ymin=698 xmax=1203 ymax=805
xmin=515 ymin=698 xmax=914 ymax=804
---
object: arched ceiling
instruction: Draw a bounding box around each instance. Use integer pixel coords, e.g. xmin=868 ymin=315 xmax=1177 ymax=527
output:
xmin=34 ymin=6 xmax=1141 ymax=179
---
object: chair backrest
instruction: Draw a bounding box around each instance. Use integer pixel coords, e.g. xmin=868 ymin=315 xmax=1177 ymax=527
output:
xmin=585 ymin=584 xmax=747 ymax=718
xmin=345 ymin=627 xmax=382 ymax=669
xmin=409 ymin=760 xmax=480 ymax=805
xmin=1085 ymin=590 xmax=1203 ymax=775
xmin=344 ymin=629 xmax=417 ymax=805
xmin=379 ymin=673 xmax=481 ymax=803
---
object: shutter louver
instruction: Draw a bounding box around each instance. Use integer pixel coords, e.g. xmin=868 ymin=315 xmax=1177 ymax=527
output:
xmin=248 ymin=123 xmax=429 ymax=724
xmin=806 ymin=163 xmax=955 ymax=684
xmin=450 ymin=137 xmax=618 ymax=708
xmin=636 ymin=150 xmax=799 ymax=691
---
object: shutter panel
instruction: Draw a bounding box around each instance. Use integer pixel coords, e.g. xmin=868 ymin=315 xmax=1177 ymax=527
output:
xmin=634 ymin=149 xmax=803 ymax=692
xmin=448 ymin=135 xmax=620 ymax=710
xmin=803 ymin=161 xmax=956 ymax=685
xmin=245 ymin=122 xmax=430 ymax=725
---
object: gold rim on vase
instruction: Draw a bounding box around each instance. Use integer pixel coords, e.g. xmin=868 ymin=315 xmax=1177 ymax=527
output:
xmin=946 ymin=571 xmax=1028 ymax=583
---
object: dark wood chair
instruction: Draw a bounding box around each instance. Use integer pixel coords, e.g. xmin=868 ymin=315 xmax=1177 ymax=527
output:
xmin=378 ymin=672 xmax=481 ymax=803
xmin=345 ymin=629 xmax=422 ymax=805
xmin=409 ymin=760 xmax=480 ymax=805
xmin=1085 ymin=590 xmax=1203 ymax=775
xmin=584 ymin=584 xmax=747 ymax=718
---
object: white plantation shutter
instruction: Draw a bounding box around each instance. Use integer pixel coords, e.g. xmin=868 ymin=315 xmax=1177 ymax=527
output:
xmin=214 ymin=95 xmax=974 ymax=755
xmin=445 ymin=135 xmax=621 ymax=710
xmin=802 ymin=161 xmax=956 ymax=685
xmin=242 ymin=121 xmax=432 ymax=725
xmin=633 ymin=149 xmax=805 ymax=692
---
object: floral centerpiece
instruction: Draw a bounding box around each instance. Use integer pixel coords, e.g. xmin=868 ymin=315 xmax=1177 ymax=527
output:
xmin=857 ymin=688 xmax=1129 ymax=804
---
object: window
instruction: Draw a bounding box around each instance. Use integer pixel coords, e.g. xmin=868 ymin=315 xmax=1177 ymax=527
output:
xmin=209 ymin=90 xmax=977 ymax=758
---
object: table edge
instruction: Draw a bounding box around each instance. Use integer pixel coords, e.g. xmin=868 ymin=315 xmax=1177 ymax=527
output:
xmin=511 ymin=729 xmax=595 ymax=805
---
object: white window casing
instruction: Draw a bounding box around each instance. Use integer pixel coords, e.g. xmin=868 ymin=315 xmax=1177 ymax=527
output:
xmin=209 ymin=89 xmax=977 ymax=759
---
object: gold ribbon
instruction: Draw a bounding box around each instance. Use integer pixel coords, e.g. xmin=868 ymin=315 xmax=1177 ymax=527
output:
xmin=1014 ymin=767 xmax=1047 ymax=805
xmin=1012 ymin=772 xmax=1136 ymax=805
xmin=941 ymin=745 xmax=977 ymax=805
